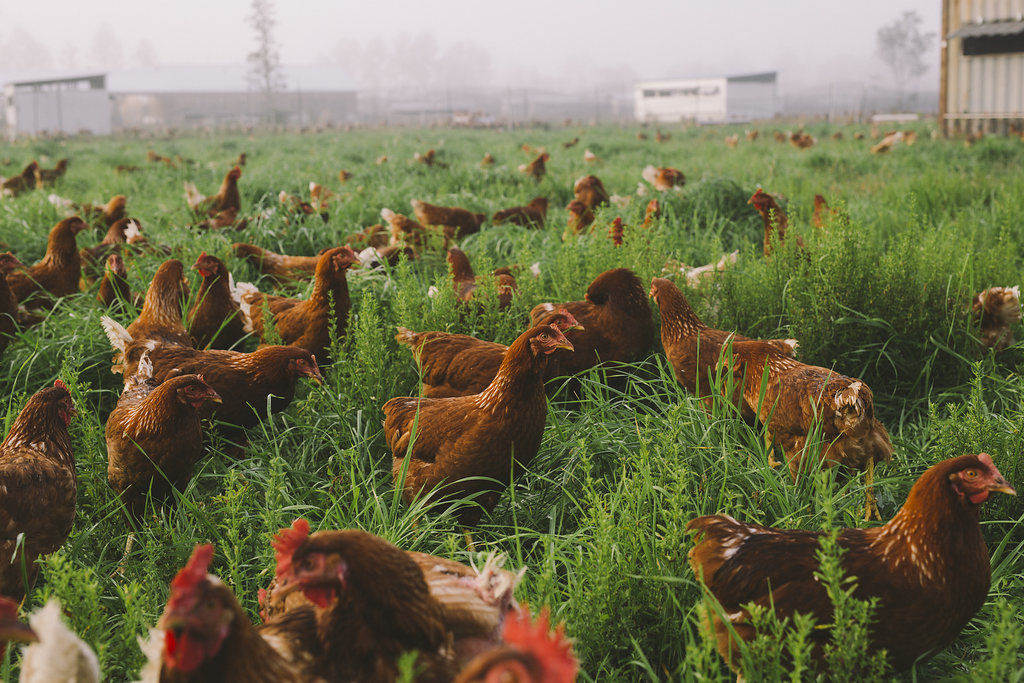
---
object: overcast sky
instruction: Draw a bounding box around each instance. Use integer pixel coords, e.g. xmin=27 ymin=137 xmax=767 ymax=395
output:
xmin=1 ymin=0 xmax=942 ymax=92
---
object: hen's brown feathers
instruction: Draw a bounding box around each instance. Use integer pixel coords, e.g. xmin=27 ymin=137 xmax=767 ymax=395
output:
xmin=126 ymin=259 xmax=193 ymax=348
xmin=106 ymin=372 xmax=219 ymax=521
xmin=688 ymin=453 xmax=1016 ymax=673
xmin=186 ymin=252 xmax=246 ymax=350
xmin=385 ymin=325 xmax=571 ymax=523
xmin=120 ymin=341 xmax=322 ymax=433
xmin=242 ymin=246 xmax=357 ymax=360
xmin=396 ymin=310 xmax=582 ymax=399
xmin=0 ymin=381 xmax=77 ymax=598
xmin=530 ymin=268 xmax=654 ymax=379
xmin=729 ymin=339 xmax=893 ymax=479
xmin=412 ymin=200 xmax=486 ymax=240
xmin=274 ymin=524 xmax=455 ymax=682
xmin=492 ymin=197 xmax=548 ymax=228
xmin=6 ymin=217 xmax=88 ymax=307
xmin=185 ymin=166 xmax=242 ymax=216
xmin=232 ymin=243 xmax=320 ymax=284
xmin=650 ymin=277 xmax=797 ymax=419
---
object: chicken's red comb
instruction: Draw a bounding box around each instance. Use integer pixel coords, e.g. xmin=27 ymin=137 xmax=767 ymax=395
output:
xmin=54 ymin=379 xmax=68 ymax=391
xmin=502 ymin=606 xmax=578 ymax=682
xmin=272 ymin=518 xmax=311 ymax=580
xmin=168 ymin=544 xmax=214 ymax=609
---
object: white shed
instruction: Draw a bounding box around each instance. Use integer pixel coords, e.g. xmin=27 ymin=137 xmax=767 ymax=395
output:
xmin=634 ymin=72 xmax=778 ymax=124
xmin=3 ymin=73 xmax=112 ymax=139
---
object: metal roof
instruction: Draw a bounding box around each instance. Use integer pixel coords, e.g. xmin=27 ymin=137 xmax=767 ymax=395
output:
xmin=948 ymin=20 xmax=1024 ymax=39
xmin=1 ymin=72 xmax=106 ymax=87
xmin=636 ymin=71 xmax=777 ymax=87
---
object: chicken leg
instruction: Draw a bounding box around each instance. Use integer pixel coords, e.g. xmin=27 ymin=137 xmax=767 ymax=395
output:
xmin=765 ymin=432 xmax=781 ymax=468
xmin=863 ymin=456 xmax=881 ymax=522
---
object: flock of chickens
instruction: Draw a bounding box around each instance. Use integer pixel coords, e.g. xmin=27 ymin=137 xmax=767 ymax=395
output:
xmin=0 ymin=132 xmax=1019 ymax=681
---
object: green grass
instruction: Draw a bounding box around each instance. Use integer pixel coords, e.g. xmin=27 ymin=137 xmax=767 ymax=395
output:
xmin=1 ymin=122 xmax=1023 ymax=681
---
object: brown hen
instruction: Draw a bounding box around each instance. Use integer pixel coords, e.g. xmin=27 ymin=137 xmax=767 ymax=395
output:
xmin=142 ymin=544 xmax=322 ymax=683
xmin=649 ymin=276 xmax=797 ymax=419
xmin=97 ymin=253 xmax=139 ymax=310
xmin=106 ymin=359 xmax=221 ymax=523
xmin=0 ymin=380 xmax=77 ymax=599
xmin=729 ymin=338 xmax=893 ymax=518
xmin=124 ymin=259 xmax=193 ymax=347
xmin=118 ymin=340 xmax=322 ymax=441
xmin=6 ymin=217 xmax=89 ymax=308
xmin=748 ymin=188 xmax=792 ymax=257
xmin=186 ymin=252 xmax=246 ymax=350
xmin=273 ymin=519 xmax=526 ymax=681
xmin=395 ymin=309 xmax=582 ymax=398
xmin=232 ymin=243 xmax=321 ymax=285
xmin=184 ymin=166 xmax=242 ymax=216
xmin=688 ymin=453 xmax=1016 ymax=675
xmin=972 ymin=285 xmax=1021 ymax=351
xmin=641 ymin=166 xmax=686 ymax=191
xmin=492 ymin=197 xmax=548 ymax=228
xmin=239 ymin=245 xmax=358 ymax=361
xmin=384 ymin=325 xmax=573 ymax=524
xmin=33 ymin=159 xmax=69 ymax=187
xmin=518 ymin=153 xmax=549 ymax=181
xmin=572 ymin=175 xmax=609 ymax=211
xmin=412 ymin=200 xmax=486 ymax=240
xmin=446 ymin=248 xmax=517 ymax=310
xmin=1 ymin=161 xmax=39 ymax=197
xmin=530 ymin=268 xmax=654 ymax=380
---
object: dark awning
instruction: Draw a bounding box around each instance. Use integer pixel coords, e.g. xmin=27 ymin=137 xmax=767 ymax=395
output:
xmin=948 ymin=20 xmax=1024 ymax=39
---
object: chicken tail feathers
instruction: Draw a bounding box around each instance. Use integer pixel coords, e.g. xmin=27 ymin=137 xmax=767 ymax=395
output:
xmin=183 ymin=181 xmax=203 ymax=211
xmin=641 ymin=165 xmax=658 ymax=186
xmin=101 ymin=315 xmax=132 ymax=353
xmin=232 ymin=280 xmax=261 ymax=333
xmin=395 ymin=326 xmax=421 ymax=350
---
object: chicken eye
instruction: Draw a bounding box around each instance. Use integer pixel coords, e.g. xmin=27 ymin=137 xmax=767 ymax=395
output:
xmin=964 ymin=469 xmax=979 ymax=479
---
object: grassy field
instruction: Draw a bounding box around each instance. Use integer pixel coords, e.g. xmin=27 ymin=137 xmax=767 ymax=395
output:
xmin=1 ymin=122 xmax=1023 ymax=681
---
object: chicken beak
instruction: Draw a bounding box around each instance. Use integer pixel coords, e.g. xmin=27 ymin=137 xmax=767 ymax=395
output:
xmin=566 ymin=323 xmax=584 ymax=332
xmin=990 ymin=478 xmax=1017 ymax=496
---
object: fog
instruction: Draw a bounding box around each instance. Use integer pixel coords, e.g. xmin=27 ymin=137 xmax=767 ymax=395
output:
xmin=1 ymin=0 xmax=940 ymax=95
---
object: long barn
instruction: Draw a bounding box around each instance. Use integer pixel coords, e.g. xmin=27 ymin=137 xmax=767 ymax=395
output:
xmin=941 ymin=0 xmax=1024 ymax=134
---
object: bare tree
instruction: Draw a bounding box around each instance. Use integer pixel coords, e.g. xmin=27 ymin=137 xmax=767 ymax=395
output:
xmin=248 ymin=0 xmax=285 ymax=123
xmin=876 ymin=10 xmax=935 ymax=108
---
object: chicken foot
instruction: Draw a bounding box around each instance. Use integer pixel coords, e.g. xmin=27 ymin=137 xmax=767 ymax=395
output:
xmin=863 ymin=456 xmax=881 ymax=522
xmin=112 ymin=532 xmax=136 ymax=578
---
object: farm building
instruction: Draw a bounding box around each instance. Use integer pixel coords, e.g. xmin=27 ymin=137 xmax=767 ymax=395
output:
xmin=3 ymin=73 xmax=113 ymax=139
xmin=634 ymin=72 xmax=778 ymax=124
xmin=941 ymin=0 xmax=1024 ymax=134
xmin=2 ymin=64 xmax=358 ymax=137
xmin=107 ymin=64 xmax=358 ymax=129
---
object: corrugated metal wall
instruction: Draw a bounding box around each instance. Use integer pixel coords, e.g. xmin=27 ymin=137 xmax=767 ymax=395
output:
xmin=944 ymin=0 xmax=1024 ymax=133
